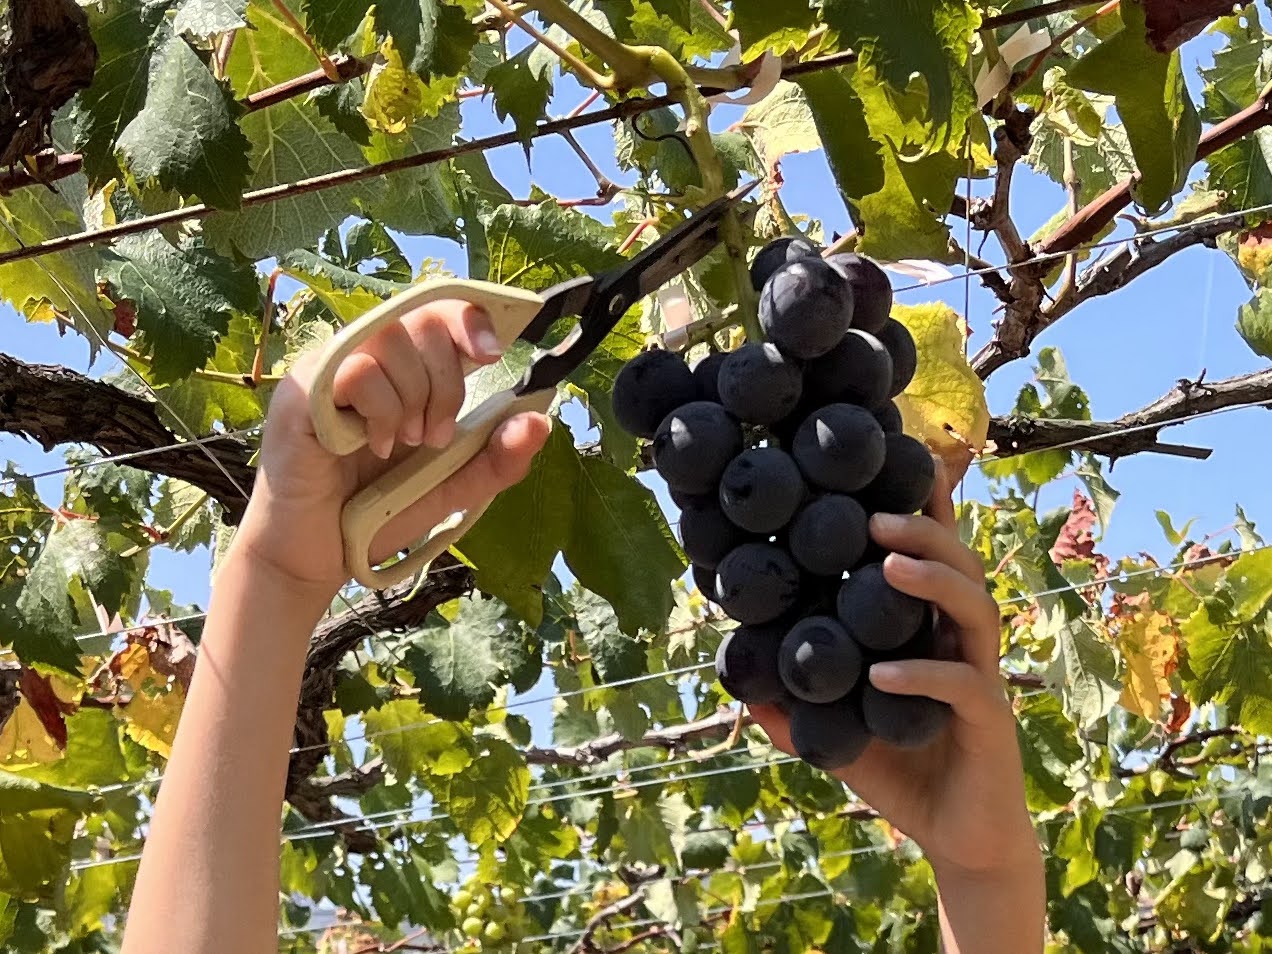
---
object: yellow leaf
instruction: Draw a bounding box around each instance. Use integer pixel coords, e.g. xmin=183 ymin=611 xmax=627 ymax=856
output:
xmin=0 ymin=699 xmax=63 ymax=767
xmin=1118 ymin=611 xmax=1178 ymax=721
xmin=361 ymin=39 xmax=457 ymax=133
xmin=891 ymin=302 xmax=990 ymax=478
xmin=114 ymin=644 xmax=185 ymax=759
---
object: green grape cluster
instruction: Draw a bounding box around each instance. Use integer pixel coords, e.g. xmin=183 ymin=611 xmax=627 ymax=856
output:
xmin=450 ymin=878 xmax=531 ymax=953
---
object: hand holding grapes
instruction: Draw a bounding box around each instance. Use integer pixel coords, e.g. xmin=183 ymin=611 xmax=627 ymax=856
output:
xmin=748 ymin=463 xmax=1038 ymax=876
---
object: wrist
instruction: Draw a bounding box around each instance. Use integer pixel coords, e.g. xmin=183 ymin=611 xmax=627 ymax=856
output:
xmin=221 ymin=505 xmax=344 ymax=609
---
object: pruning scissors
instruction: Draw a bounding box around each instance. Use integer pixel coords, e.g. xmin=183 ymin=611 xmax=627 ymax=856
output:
xmin=309 ymin=181 xmax=756 ymax=590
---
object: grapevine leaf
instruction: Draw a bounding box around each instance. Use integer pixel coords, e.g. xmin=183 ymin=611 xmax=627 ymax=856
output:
xmin=0 ymin=771 xmax=96 ymax=815
xmin=1028 ymin=88 xmax=1138 ymax=205
xmin=1066 ymin=0 xmax=1201 ymax=211
xmin=0 ymin=811 xmax=77 ymax=898
xmin=737 ymin=82 xmax=822 ymax=174
xmin=360 ymin=104 xmax=462 ymax=237
xmin=100 ymin=233 xmax=261 ymax=383
xmin=173 ymin=0 xmax=249 ymax=36
xmin=297 ymin=0 xmax=371 ymax=50
xmin=209 ymin=0 xmax=386 ymax=258
xmin=16 ymin=710 xmax=128 ymax=790
xmin=402 ymin=597 xmax=515 ymax=720
xmin=1117 ymin=611 xmax=1178 ymax=720
xmin=1046 ymin=609 xmax=1121 ymax=728
xmin=280 ymin=249 xmax=407 ymax=323
xmin=70 ymin=0 xmax=170 ymax=184
xmin=116 ymin=34 xmax=251 ymax=210
xmin=0 ymin=700 xmax=64 ymax=768
xmin=151 ymin=479 xmax=214 ymax=553
xmin=1236 ymin=287 xmax=1272 ymax=361
xmin=0 ymin=184 xmax=114 ymax=345
xmin=115 ymin=644 xmax=186 ymax=759
xmin=362 ymin=700 xmax=475 ymax=781
xmin=482 ymin=202 xmax=624 ymax=290
xmin=890 ymin=302 xmax=991 ymax=473
xmin=0 ymin=896 xmax=13 ymax=948
xmin=574 ymin=590 xmax=646 ymax=683
xmin=1055 ymin=808 xmax=1102 ymax=897
xmin=440 ymin=737 xmax=529 ymax=843
xmin=453 ymin=151 xmax=513 ymax=281
xmin=617 ymin=1 xmax=735 ymax=61
xmin=729 ymin=0 xmax=818 ymax=60
xmin=485 ymin=45 xmax=555 ymax=140
xmin=360 ymin=40 xmax=459 ymax=134
xmin=459 ymin=420 xmax=681 ymax=636
xmin=311 ymin=79 xmax=374 ymax=145
xmin=1182 ymin=550 xmax=1272 ymax=734
xmin=374 ymin=1 xmax=477 ymax=76
xmin=1016 ymin=693 xmax=1082 ymax=812
xmin=820 ymin=0 xmax=980 ymax=143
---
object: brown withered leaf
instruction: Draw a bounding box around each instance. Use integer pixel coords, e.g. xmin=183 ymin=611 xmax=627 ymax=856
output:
xmin=1050 ymin=491 xmax=1099 ymax=565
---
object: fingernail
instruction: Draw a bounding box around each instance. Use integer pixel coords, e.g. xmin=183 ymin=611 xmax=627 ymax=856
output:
xmin=425 ymin=420 xmax=455 ymax=449
xmin=403 ymin=417 xmax=424 ymax=447
xmin=871 ymin=512 xmax=905 ymax=533
xmin=869 ymin=662 xmax=906 ymax=688
xmin=884 ymin=552 xmax=920 ymax=576
xmin=474 ymin=328 xmax=502 ymax=359
xmin=372 ymin=434 xmax=394 ymax=460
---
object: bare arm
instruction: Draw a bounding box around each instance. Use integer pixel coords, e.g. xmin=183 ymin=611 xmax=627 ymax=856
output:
xmin=120 ymin=300 xmax=549 ymax=954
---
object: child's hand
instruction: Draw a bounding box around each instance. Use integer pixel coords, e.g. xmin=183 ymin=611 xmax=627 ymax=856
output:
xmin=236 ymin=300 xmax=551 ymax=592
xmin=749 ymin=463 xmax=1040 ymax=880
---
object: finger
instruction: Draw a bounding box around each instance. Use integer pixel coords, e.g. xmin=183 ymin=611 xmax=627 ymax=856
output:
xmin=923 ymin=456 xmax=957 ymax=530
xmin=357 ymin=322 xmax=431 ymax=447
xmin=882 ymin=553 xmax=1001 ymax=675
xmin=869 ymin=512 xmax=984 ymax=583
xmin=747 ymin=703 xmax=795 ymax=755
xmin=400 ymin=301 xmax=503 ymax=368
xmin=868 ymin=658 xmax=1010 ymax=741
xmin=332 ymin=353 xmax=403 ymax=460
xmin=371 ymin=412 xmax=551 ymax=558
xmin=412 ymin=320 xmax=465 ymax=448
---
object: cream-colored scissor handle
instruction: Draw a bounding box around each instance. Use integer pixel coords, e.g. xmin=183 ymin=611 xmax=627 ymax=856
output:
xmin=309 ymin=278 xmax=552 ymax=589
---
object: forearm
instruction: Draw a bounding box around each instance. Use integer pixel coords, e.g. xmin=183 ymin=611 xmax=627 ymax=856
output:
xmin=933 ymin=851 xmax=1047 ymax=954
xmin=121 ymin=529 xmax=334 ymax=954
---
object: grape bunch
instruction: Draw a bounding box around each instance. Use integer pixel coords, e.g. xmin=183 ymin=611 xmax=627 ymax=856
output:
xmin=612 ymin=237 xmax=951 ymax=772
xmin=451 ymin=878 xmax=531 ymax=953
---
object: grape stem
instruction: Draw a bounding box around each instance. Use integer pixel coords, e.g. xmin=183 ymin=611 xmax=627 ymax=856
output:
xmin=527 ymin=0 xmax=762 ymax=341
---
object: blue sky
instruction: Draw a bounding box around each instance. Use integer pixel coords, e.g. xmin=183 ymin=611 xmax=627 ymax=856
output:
xmin=1 ymin=31 xmax=1267 ymax=633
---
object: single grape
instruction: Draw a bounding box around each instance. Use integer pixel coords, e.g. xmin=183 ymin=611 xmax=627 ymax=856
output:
xmin=483 ymin=922 xmax=506 ymax=943
xmin=670 ymin=486 xmax=710 ymax=510
xmin=787 ymin=495 xmax=869 ymax=576
xmin=792 ymin=403 xmax=886 ymax=493
xmin=715 ymin=623 xmax=788 ymax=704
xmin=854 ymin=537 xmax=889 ymax=570
xmin=454 ymin=889 xmax=473 ymax=910
xmin=826 ymin=252 xmax=893 ymax=334
xmin=789 ymin=695 xmax=872 ymax=770
xmin=718 ymin=447 xmax=807 ymax=534
xmin=750 ymin=236 xmax=818 ymax=291
xmin=759 ymin=257 xmax=855 ymax=359
xmin=462 ymin=917 xmax=484 ymax=939
xmin=717 ymin=342 xmax=803 ymax=424
xmin=612 ymin=349 xmax=698 ymax=439
xmin=499 ymin=887 xmax=518 ymax=905
xmin=870 ymin=605 xmax=939 ymax=664
xmin=861 ymin=683 xmax=951 ymax=748
xmin=679 ymin=497 xmax=753 ymax=569
xmin=803 ymin=330 xmax=893 ymax=409
xmin=859 ymin=433 xmax=935 ymax=514
xmin=652 ymin=401 xmax=743 ymax=495
xmin=836 ymin=563 xmax=926 ymax=652
xmin=778 ymin=615 xmax=864 ymax=703
xmin=691 ymin=563 xmax=719 ymax=602
xmin=466 ymin=902 xmax=484 ymax=918
xmin=876 ymin=319 xmax=917 ymax=398
xmin=691 ymin=350 xmax=728 ymax=403
xmin=715 ymin=543 xmax=801 ymax=624
xmin=874 ymin=400 xmax=903 ymax=434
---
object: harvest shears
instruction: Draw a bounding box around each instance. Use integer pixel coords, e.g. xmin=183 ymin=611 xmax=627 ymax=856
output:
xmin=309 ymin=182 xmax=756 ymax=589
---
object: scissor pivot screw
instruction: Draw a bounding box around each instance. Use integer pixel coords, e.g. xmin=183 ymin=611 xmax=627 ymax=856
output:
xmin=608 ymin=294 xmax=627 ymax=317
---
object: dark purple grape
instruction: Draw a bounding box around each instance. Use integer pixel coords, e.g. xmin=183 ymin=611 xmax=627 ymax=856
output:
xmin=803 ymin=330 xmax=893 ymax=409
xmin=717 ymin=343 xmax=803 ymax=425
xmin=788 ymin=495 xmax=869 ymax=577
xmin=861 ymin=683 xmax=951 ymax=748
xmin=715 ymin=543 xmax=801 ymax=625
xmin=718 ymin=448 xmax=806 ymax=534
xmin=837 ymin=563 xmax=926 ymax=653
xmin=715 ymin=623 xmax=788 ymax=704
xmin=876 ymin=319 xmax=917 ymax=398
xmin=826 ymin=253 xmax=892 ymax=335
xmin=858 ymin=434 xmax=935 ymax=515
xmin=789 ymin=694 xmax=872 ymax=770
xmin=679 ymin=497 xmax=753 ymax=569
xmin=691 ymin=351 xmax=728 ymax=403
xmin=652 ymin=402 xmax=743 ymax=495
xmin=778 ymin=615 xmax=863 ymax=703
xmin=759 ymin=257 xmax=854 ymax=359
xmin=750 ymin=236 xmax=819 ymax=291
xmin=612 ymin=350 xmax=698 ymax=438
xmin=874 ymin=401 xmax=903 ymax=434
xmin=792 ymin=403 xmax=886 ymax=493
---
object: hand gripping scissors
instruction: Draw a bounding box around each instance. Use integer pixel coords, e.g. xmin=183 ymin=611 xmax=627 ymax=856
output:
xmin=308 ymin=182 xmax=755 ymax=590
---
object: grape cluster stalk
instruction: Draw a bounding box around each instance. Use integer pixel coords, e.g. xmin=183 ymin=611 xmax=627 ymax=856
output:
xmin=612 ymin=239 xmax=950 ymax=770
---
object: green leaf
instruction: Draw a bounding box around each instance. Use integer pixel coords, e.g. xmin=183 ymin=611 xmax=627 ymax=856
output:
xmin=0 ymin=811 xmax=76 ymax=898
xmin=152 ymin=479 xmax=214 ymax=553
xmin=360 ymin=105 xmax=462 ymax=237
xmin=440 ymin=737 xmax=529 ymax=843
xmin=1156 ymin=510 xmax=1197 ymax=548
xmin=173 ymin=0 xmax=249 ymax=36
xmin=116 ymin=34 xmax=251 ymax=210
xmin=0 ymin=772 xmax=96 ymax=815
xmin=0 ymin=894 xmax=14 ymax=948
xmin=1237 ymin=287 xmax=1272 ymax=361
xmin=820 ymin=0 xmax=980 ymax=143
xmin=1182 ymin=557 xmax=1272 ymax=734
xmin=62 ymin=451 xmax=153 ymax=530
xmin=100 ymin=233 xmax=261 ymax=383
xmin=374 ymin=0 xmax=477 ymax=76
xmin=559 ymin=309 xmax=643 ymax=466
xmin=575 ymin=590 xmax=646 ymax=683
xmin=70 ymin=0 xmax=171 ymax=184
xmin=482 ymin=202 xmax=624 ymax=291
xmin=18 ymin=710 xmax=128 ymax=790
xmin=1048 ymin=611 xmax=1121 ymax=728
xmin=0 ymin=182 xmax=115 ymax=345
xmin=453 ymin=150 xmax=513 ymax=281
xmin=621 ymin=1 xmax=735 ymax=61
xmin=458 ymin=424 xmax=683 ymax=634
xmin=209 ymin=0 xmax=386 ymax=258
xmin=403 ymin=596 xmax=520 ymax=720
xmin=361 ymin=39 xmax=460 ymax=133
xmin=1016 ymin=693 xmax=1082 ymax=812
xmin=1066 ymin=0 xmax=1201 ymax=211
xmin=362 ymin=700 xmax=476 ymax=781
xmin=1056 ymin=807 xmax=1102 ymax=896
xmin=297 ymin=0 xmax=372 ymax=50
xmin=729 ymin=0 xmax=817 ymax=60
xmin=485 ymin=46 xmax=555 ymax=140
